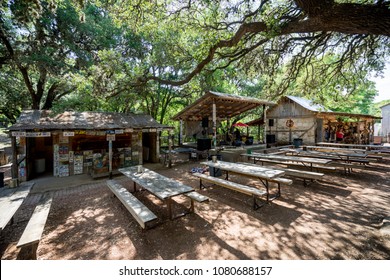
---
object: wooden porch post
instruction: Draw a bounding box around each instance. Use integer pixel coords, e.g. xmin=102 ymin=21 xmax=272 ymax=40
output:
xmin=179 ymin=119 xmax=183 ymax=146
xmin=358 ymin=119 xmax=362 ymax=144
xmin=138 ymin=130 xmax=143 ymax=165
xmin=11 ymin=135 xmax=19 ymax=186
xmin=212 ymin=100 xmax=217 ymax=148
xmin=108 ymin=139 xmax=113 ymax=179
xmin=263 ymin=104 xmax=267 ymax=145
xmin=168 ymin=129 xmax=173 ymax=168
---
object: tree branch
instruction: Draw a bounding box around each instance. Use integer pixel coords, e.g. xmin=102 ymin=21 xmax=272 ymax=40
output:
xmin=136 ymin=1 xmax=390 ymax=88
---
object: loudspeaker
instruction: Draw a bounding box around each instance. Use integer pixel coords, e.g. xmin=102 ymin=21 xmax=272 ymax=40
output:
xmin=266 ymin=134 xmax=276 ymax=143
xmin=202 ymin=117 xmax=209 ymax=128
xmin=269 ymin=119 xmax=274 ymax=127
xmin=197 ymin=138 xmax=211 ymax=151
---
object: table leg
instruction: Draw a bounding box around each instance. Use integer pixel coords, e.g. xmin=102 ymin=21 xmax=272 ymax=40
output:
xmin=166 ymin=198 xmax=173 ymax=220
xmin=257 ymin=178 xmax=270 ymax=203
xmin=166 ymin=197 xmax=191 ymax=220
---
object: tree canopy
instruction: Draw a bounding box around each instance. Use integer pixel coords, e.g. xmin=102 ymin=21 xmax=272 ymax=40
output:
xmin=1 ymin=0 xmax=389 ymax=124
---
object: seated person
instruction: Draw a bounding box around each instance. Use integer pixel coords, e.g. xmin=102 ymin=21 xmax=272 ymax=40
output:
xmin=234 ymin=129 xmax=241 ymax=140
xmin=233 ymin=129 xmax=242 ymax=146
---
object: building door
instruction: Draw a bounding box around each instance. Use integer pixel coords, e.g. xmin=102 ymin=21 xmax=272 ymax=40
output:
xmin=316 ymin=118 xmax=323 ymax=143
xmin=142 ymin=132 xmax=158 ymax=163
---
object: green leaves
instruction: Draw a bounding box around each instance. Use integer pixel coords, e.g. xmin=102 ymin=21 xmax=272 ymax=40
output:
xmin=1 ymin=0 xmax=388 ymax=127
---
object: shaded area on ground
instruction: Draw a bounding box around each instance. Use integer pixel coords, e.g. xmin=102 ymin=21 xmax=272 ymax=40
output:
xmin=1 ymin=160 xmax=390 ymax=260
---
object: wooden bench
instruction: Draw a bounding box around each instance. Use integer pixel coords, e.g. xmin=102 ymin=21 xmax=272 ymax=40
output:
xmin=366 ymin=154 xmax=383 ymax=160
xmin=327 ymin=161 xmax=371 ymax=174
xmin=107 ymin=180 xmax=158 ymax=229
xmin=16 ymin=193 xmax=52 ymax=259
xmin=251 ymin=157 xmax=337 ymax=173
xmin=192 ymin=173 xmax=268 ymax=210
xmin=265 ymin=177 xmax=293 ymax=198
xmin=296 ymin=151 xmax=371 ymax=164
xmin=183 ymin=191 xmax=209 ymax=212
xmin=257 ymin=145 xmax=294 ymax=154
xmin=238 ymin=162 xmax=324 ymax=186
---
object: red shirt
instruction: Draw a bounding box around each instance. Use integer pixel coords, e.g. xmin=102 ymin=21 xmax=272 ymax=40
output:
xmin=336 ymin=131 xmax=344 ymax=139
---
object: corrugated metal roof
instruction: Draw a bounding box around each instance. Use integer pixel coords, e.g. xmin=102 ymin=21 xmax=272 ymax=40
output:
xmin=286 ymin=96 xmax=331 ymax=113
xmin=380 ymin=102 xmax=390 ymax=109
xmin=8 ymin=110 xmax=172 ymax=131
xmin=283 ymin=96 xmax=381 ymax=119
xmin=172 ymin=91 xmax=276 ymax=121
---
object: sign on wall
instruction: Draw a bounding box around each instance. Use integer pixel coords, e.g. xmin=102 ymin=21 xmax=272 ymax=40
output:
xmin=286 ymin=119 xmax=295 ymax=128
xmin=11 ymin=131 xmax=26 ymax=137
xmin=63 ymin=131 xmax=75 ymax=137
xmin=26 ymin=132 xmax=51 ymax=137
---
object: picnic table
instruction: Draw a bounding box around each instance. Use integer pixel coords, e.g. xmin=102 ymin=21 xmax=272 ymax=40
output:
xmin=160 ymin=148 xmax=208 ymax=167
xmin=201 ymin=160 xmax=285 ymax=180
xmin=304 ymin=145 xmax=367 ymax=154
xmin=200 ymin=160 xmax=291 ymax=204
xmin=119 ymin=166 xmax=201 ymax=220
xmin=293 ymin=148 xmax=370 ymax=162
xmin=241 ymin=153 xmax=333 ymax=172
xmin=316 ymin=142 xmax=390 ymax=151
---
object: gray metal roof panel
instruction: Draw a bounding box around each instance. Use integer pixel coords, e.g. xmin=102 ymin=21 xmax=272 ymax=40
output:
xmin=8 ymin=110 xmax=172 ymax=131
xmin=286 ymin=96 xmax=331 ymax=113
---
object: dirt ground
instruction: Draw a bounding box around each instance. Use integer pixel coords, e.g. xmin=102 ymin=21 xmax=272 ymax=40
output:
xmin=1 ymin=158 xmax=390 ymax=260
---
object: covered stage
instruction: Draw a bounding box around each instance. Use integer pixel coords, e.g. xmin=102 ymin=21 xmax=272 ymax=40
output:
xmin=172 ymin=91 xmax=275 ymax=148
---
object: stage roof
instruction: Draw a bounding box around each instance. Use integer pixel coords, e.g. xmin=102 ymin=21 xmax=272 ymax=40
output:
xmin=172 ymin=91 xmax=275 ymax=121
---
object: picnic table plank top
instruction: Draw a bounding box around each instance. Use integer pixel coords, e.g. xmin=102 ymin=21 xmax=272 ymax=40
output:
xmin=200 ymin=160 xmax=285 ymax=180
xmin=119 ymin=166 xmax=194 ymax=200
xmin=242 ymin=153 xmax=333 ymax=165
xmin=316 ymin=142 xmax=390 ymax=149
xmin=305 ymin=146 xmax=367 ymax=153
xmin=298 ymin=150 xmax=368 ymax=159
xmin=0 ymin=183 xmax=34 ymax=230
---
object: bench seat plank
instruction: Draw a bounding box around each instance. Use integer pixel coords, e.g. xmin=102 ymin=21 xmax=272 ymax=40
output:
xmin=107 ymin=180 xmax=157 ymax=229
xmin=192 ymin=173 xmax=267 ymax=197
xmin=270 ymin=177 xmax=293 ymax=185
xmin=252 ymin=158 xmax=337 ymax=172
xmin=17 ymin=193 xmax=52 ymax=248
xmin=184 ymin=191 xmax=209 ymax=213
xmin=238 ymin=162 xmax=324 ymax=181
xmin=184 ymin=191 xmax=209 ymax=203
xmin=192 ymin=173 xmax=269 ymax=210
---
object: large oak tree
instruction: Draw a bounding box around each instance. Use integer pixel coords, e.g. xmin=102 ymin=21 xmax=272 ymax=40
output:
xmin=120 ymin=0 xmax=389 ymax=94
xmin=1 ymin=0 xmax=389 ymax=123
xmin=0 ymin=0 xmax=120 ymax=111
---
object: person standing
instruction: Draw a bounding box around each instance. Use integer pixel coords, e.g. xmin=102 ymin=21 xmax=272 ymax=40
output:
xmin=324 ymin=127 xmax=331 ymax=142
xmin=336 ymin=128 xmax=344 ymax=142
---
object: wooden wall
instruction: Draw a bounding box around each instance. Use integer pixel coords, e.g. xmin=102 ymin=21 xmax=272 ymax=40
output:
xmin=266 ymin=97 xmax=317 ymax=145
xmin=381 ymin=104 xmax=390 ymax=140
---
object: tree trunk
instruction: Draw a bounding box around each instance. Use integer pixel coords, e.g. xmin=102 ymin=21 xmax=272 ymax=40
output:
xmin=42 ymin=83 xmax=59 ymax=110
